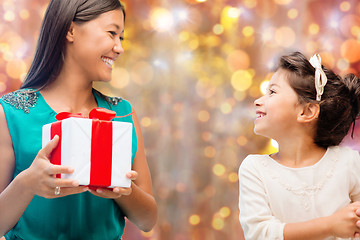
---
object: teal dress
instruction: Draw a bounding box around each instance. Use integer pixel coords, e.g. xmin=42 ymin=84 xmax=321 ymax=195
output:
xmin=0 ymin=89 xmax=138 ymax=240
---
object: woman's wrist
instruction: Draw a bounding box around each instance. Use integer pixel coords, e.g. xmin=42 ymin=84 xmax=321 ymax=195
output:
xmin=14 ymin=170 xmax=36 ymax=197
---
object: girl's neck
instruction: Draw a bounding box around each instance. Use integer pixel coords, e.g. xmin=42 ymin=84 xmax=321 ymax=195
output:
xmin=272 ymin=137 xmax=327 ymax=168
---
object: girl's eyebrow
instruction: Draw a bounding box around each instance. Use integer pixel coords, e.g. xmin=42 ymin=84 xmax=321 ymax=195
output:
xmin=269 ymin=83 xmax=280 ymax=88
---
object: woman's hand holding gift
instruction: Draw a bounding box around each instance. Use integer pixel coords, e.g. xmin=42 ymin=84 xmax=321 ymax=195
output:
xmin=21 ymin=135 xmax=88 ymax=198
xmin=88 ymin=171 xmax=138 ymax=199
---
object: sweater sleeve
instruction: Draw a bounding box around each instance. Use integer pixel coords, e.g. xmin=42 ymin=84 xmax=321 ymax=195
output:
xmin=348 ymin=149 xmax=360 ymax=202
xmin=238 ymin=155 xmax=285 ymax=240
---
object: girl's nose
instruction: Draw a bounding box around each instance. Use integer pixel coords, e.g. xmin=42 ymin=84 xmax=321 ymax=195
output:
xmin=254 ymin=96 xmax=263 ymax=107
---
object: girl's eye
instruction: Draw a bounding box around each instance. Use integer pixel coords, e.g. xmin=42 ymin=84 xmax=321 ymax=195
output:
xmin=109 ymin=31 xmax=117 ymax=36
xmin=268 ymin=89 xmax=276 ymax=95
xmin=120 ymin=36 xmax=124 ymax=41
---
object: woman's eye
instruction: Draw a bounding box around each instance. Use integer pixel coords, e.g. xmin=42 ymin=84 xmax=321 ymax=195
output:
xmin=120 ymin=36 xmax=124 ymax=41
xmin=109 ymin=31 xmax=117 ymax=36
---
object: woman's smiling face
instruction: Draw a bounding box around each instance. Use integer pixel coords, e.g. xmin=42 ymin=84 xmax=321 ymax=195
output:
xmin=66 ymin=9 xmax=125 ymax=82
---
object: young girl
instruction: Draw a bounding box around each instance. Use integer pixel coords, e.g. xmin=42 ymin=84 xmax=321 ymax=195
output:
xmin=239 ymin=52 xmax=360 ymax=240
xmin=0 ymin=0 xmax=157 ymax=239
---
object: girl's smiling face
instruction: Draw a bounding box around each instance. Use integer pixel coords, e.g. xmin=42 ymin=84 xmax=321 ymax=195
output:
xmin=254 ymin=69 xmax=303 ymax=140
xmin=66 ymin=9 xmax=125 ymax=82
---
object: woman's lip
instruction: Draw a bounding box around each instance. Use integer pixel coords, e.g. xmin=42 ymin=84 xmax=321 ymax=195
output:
xmin=101 ymin=56 xmax=114 ymax=68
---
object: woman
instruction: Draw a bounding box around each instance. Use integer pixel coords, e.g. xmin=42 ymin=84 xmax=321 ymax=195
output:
xmin=0 ymin=0 xmax=157 ymax=239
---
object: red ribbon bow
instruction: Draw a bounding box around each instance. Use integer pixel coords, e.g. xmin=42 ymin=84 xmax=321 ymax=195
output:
xmin=55 ymin=107 xmax=117 ymax=121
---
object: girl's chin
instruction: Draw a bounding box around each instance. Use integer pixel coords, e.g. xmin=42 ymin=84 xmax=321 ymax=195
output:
xmin=254 ymin=130 xmax=264 ymax=136
xmin=253 ymin=128 xmax=270 ymax=138
xmin=253 ymin=126 xmax=262 ymax=135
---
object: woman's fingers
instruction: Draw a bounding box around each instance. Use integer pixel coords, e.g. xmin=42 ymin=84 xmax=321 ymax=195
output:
xmin=88 ymin=187 xmax=131 ymax=199
xmin=48 ymin=178 xmax=80 ymax=188
xmin=87 ymin=171 xmax=136 ymax=199
xmin=38 ymin=135 xmax=59 ymax=159
xmin=126 ymin=170 xmax=138 ymax=180
xmin=46 ymin=164 xmax=74 ymax=175
xmin=55 ymin=186 xmax=88 ymax=197
xmin=88 ymin=188 xmax=119 ymax=198
xmin=44 ymin=186 xmax=88 ymax=199
xmin=113 ymin=187 xmax=132 ymax=196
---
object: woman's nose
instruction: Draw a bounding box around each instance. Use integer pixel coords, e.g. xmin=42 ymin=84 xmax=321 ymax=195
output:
xmin=113 ymin=40 xmax=124 ymax=55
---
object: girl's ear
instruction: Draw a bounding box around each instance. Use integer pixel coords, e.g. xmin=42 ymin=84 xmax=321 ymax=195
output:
xmin=297 ymin=103 xmax=320 ymax=123
xmin=66 ymin=22 xmax=75 ymax=42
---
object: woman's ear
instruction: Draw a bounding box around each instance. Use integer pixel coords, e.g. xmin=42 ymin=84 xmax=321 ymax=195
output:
xmin=297 ymin=103 xmax=320 ymax=123
xmin=66 ymin=22 xmax=75 ymax=42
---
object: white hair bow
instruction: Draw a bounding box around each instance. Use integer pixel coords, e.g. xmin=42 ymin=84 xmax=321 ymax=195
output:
xmin=309 ymin=54 xmax=327 ymax=101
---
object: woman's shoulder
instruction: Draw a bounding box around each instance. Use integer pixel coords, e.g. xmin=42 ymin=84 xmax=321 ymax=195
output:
xmin=94 ymin=90 xmax=129 ymax=105
xmin=94 ymin=90 xmax=133 ymax=117
xmin=103 ymin=94 xmax=126 ymax=106
xmin=0 ymin=88 xmax=39 ymax=114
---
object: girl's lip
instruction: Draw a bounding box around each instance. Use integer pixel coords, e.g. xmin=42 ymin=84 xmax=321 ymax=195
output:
xmin=255 ymin=110 xmax=266 ymax=118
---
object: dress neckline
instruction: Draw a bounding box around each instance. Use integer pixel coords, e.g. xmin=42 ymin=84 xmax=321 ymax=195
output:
xmin=36 ymin=88 xmax=100 ymax=116
xmin=265 ymin=147 xmax=332 ymax=171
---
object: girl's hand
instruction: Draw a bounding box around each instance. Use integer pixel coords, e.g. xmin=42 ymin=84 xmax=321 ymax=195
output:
xmin=88 ymin=171 xmax=138 ymax=199
xmin=23 ymin=135 xmax=88 ymax=198
xmin=326 ymin=202 xmax=360 ymax=238
xmin=354 ymin=208 xmax=360 ymax=238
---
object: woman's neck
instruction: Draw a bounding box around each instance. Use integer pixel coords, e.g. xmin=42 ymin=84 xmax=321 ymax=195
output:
xmin=40 ymin=70 xmax=98 ymax=116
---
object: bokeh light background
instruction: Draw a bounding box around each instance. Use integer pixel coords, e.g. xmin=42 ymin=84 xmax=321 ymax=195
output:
xmin=1 ymin=0 xmax=360 ymax=239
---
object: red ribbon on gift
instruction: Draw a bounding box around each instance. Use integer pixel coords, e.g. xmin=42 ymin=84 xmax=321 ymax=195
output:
xmin=50 ymin=107 xmax=132 ymax=187
xmin=55 ymin=107 xmax=117 ymax=121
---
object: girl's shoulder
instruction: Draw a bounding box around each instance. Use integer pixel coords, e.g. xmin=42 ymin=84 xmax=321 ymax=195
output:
xmin=239 ymin=154 xmax=271 ymax=172
xmin=333 ymin=146 xmax=360 ymax=168
xmin=324 ymin=146 xmax=360 ymax=173
xmin=330 ymin=145 xmax=360 ymax=162
xmin=242 ymin=154 xmax=270 ymax=163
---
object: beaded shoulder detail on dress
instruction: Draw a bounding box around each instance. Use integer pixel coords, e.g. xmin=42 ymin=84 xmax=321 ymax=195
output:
xmin=105 ymin=96 xmax=123 ymax=105
xmin=0 ymin=89 xmax=39 ymax=114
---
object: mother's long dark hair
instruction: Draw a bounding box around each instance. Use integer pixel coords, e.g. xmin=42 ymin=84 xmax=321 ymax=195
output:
xmin=21 ymin=0 xmax=125 ymax=89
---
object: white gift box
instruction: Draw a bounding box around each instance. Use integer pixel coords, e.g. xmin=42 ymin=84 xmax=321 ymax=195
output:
xmin=42 ymin=117 xmax=132 ymax=188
